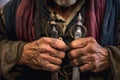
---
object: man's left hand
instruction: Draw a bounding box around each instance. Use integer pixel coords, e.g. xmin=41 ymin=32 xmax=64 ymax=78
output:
xmin=68 ymin=37 xmax=109 ymax=72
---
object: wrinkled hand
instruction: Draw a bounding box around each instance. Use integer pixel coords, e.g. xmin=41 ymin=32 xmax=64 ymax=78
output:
xmin=19 ymin=37 xmax=66 ymax=72
xmin=68 ymin=37 xmax=109 ymax=72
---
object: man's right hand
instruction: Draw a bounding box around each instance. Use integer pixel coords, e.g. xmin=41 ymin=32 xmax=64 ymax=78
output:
xmin=19 ymin=37 xmax=66 ymax=72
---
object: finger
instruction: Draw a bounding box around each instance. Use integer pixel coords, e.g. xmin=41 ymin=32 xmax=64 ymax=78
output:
xmin=68 ymin=44 xmax=99 ymax=59
xmin=37 ymin=44 xmax=65 ymax=59
xmin=80 ymin=53 xmax=105 ymax=62
xmin=69 ymin=37 xmax=96 ymax=49
xmin=68 ymin=48 xmax=86 ymax=59
xmin=28 ymin=63 xmax=42 ymax=70
xmin=34 ymin=57 xmax=61 ymax=71
xmin=42 ymin=61 xmax=61 ymax=72
xmin=28 ymin=60 xmax=60 ymax=72
xmin=26 ymin=58 xmax=43 ymax=70
xmin=39 ymin=54 xmax=62 ymax=65
xmin=79 ymin=63 xmax=95 ymax=72
xmin=70 ymin=53 xmax=98 ymax=66
xmin=80 ymin=54 xmax=96 ymax=61
xmin=45 ymin=37 xmax=67 ymax=51
xmin=37 ymin=37 xmax=67 ymax=51
xmin=47 ymin=47 xmax=65 ymax=59
xmin=70 ymin=57 xmax=85 ymax=66
xmin=25 ymin=46 xmax=65 ymax=59
xmin=49 ymin=50 xmax=65 ymax=59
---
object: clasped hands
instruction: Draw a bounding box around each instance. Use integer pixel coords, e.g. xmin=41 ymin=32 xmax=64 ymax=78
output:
xmin=19 ymin=37 xmax=109 ymax=73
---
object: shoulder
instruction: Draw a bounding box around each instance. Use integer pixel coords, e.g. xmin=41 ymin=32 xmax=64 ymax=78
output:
xmin=3 ymin=0 xmax=21 ymax=15
xmin=3 ymin=0 xmax=21 ymax=25
xmin=2 ymin=0 xmax=21 ymax=39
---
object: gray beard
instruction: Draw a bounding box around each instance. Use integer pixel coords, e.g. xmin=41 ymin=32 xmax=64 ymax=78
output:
xmin=54 ymin=0 xmax=78 ymax=7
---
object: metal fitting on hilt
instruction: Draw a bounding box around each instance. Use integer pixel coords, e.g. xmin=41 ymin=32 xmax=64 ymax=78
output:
xmin=72 ymin=13 xmax=87 ymax=80
xmin=70 ymin=13 xmax=87 ymax=39
xmin=45 ymin=12 xmax=63 ymax=38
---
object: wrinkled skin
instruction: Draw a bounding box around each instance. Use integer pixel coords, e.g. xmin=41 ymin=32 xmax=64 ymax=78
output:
xmin=68 ymin=37 xmax=109 ymax=72
xmin=19 ymin=37 xmax=66 ymax=72
xmin=19 ymin=37 xmax=109 ymax=72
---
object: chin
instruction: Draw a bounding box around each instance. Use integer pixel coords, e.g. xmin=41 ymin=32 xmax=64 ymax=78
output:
xmin=54 ymin=0 xmax=78 ymax=7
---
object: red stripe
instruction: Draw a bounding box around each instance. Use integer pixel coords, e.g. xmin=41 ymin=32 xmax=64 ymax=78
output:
xmin=85 ymin=0 xmax=105 ymax=42
xmin=16 ymin=0 xmax=35 ymax=41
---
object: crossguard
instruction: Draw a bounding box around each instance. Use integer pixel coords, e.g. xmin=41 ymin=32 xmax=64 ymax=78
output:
xmin=69 ymin=24 xmax=87 ymax=38
xmin=45 ymin=22 xmax=63 ymax=38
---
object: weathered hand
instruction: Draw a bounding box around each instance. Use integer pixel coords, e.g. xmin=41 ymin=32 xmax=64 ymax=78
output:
xmin=68 ymin=37 xmax=109 ymax=72
xmin=19 ymin=37 xmax=66 ymax=72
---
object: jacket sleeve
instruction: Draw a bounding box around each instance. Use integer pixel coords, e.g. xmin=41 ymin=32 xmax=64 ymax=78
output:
xmin=0 ymin=2 xmax=26 ymax=80
xmin=107 ymin=46 xmax=120 ymax=80
xmin=107 ymin=0 xmax=120 ymax=79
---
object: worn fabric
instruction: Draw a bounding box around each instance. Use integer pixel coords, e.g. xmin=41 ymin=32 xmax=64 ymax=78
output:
xmin=0 ymin=0 xmax=120 ymax=80
xmin=85 ymin=0 xmax=105 ymax=42
xmin=100 ymin=0 xmax=117 ymax=46
xmin=3 ymin=0 xmax=20 ymax=40
xmin=107 ymin=46 xmax=120 ymax=80
xmin=16 ymin=0 xmax=35 ymax=41
xmin=0 ymin=0 xmax=26 ymax=80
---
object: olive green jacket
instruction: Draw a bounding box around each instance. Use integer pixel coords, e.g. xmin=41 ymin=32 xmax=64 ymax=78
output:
xmin=0 ymin=0 xmax=120 ymax=80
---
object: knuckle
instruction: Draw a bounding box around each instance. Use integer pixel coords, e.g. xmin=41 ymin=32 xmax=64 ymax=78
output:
xmin=90 ymin=44 xmax=96 ymax=50
xmin=89 ymin=54 xmax=96 ymax=61
xmin=88 ymin=37 xmax=96 ymax=42
xmin=70 ymin=42 xmax=75 ymax=49
xmin=52 ymin=66 xmax=60 ymax=71
xmin=53 ymin=58 xmax=62 ymax=64
xmin=39 ymin=53 xmax=43 ymax=57
xmin=53 ymin=51 xmax=65 ymax=59
xmin=41 ymin=37 xmax=47 ymax=40
xmin=40 ymin=37 xmax=49 ymax=43
xmin=69 ymin=51 xmax=76 ymax=58
xmin=59 ymin=52 xmax=65 ymax=58
xmin=88 ymin=43 xmax=97 ymax=52
xmin=39 ymin=54 xmax=46 ymax=59
xmin=57 ymin=59 xmax=62 ymax=65
xmin=59 ymin=59 xmax=62 ymax=64
xmin=40 ymin=60 xmax=48 ymax=67
xmin=46 ymin=62 xmax=50 ymax=68
xmin=39 ymin=47 xmax=48 ymax=52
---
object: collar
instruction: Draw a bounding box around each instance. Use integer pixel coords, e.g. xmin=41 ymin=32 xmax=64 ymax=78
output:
xmin=36 ymin=0 xmax=85 ymax=34
xmin=47 ymin=0 xmax=86 ymax=34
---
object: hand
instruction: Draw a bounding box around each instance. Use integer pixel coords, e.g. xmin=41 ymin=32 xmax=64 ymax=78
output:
xmin=19 ymin=37 xmax=66 ymax=72
xmin=68 ymin=37 xmax=109 ymax=72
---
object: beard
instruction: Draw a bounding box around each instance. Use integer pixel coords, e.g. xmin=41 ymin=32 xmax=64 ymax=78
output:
xmin=53 ymin=0 xmax=78 ymax=7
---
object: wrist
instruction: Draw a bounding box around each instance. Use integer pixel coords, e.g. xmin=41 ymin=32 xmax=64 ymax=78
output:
xmin=18 ymin=44 xmax=28 ymax=65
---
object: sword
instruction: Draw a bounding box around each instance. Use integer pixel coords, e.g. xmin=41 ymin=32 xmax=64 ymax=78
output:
xmin=72 ymin=13 xmax=86 ymax=80
xmin=50 ymin=12 xmax=59 ymax=80
xmin=51 ymin=24 xmax=59 ymax=80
